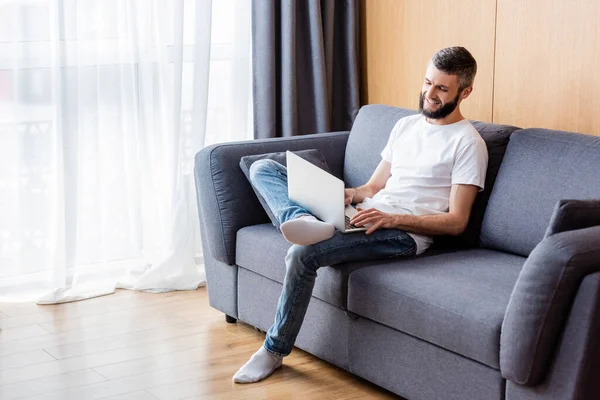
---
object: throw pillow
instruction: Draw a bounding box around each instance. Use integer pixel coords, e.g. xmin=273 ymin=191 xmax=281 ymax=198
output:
xmin=239 ymin=149 xmax=331 ymax=228
xmin=544 ymin=199 xmax=600 ymax=238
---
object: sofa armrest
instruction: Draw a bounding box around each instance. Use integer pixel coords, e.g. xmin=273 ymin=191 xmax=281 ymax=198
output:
xmin=500 ymin=225 xmax=600 ymax=385
xmin=194 ymin=131 xmax=350 ymax=265
xmin=506 ymin=272 xmax=600 ymax=400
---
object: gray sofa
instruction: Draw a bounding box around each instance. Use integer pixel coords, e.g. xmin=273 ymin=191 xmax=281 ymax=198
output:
xmin=194 ymin=105 xmax=600 ymax=400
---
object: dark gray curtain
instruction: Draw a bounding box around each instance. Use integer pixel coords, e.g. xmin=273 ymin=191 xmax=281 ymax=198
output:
xmin=252 ymin=0 xmax=360 ymax=139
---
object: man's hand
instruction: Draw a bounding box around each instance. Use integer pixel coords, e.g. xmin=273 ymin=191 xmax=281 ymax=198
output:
xmin=344 ymin=160 xmax=391 ymax=206
xmin=351 ymin=207 xmax=397 ymax=235
xmin=348 ymin=185 xmax=480 ymax=237
xmin=344 ymin=188 xmax=357 ymax=205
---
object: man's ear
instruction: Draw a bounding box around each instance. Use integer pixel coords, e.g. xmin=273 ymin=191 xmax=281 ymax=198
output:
xmin=461 ymin=86 xmax=473 ymax=99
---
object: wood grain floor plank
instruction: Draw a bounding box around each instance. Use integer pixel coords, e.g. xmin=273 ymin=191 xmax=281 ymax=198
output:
xmin=0 ymin=349 xmax=56 ymax=370
xmin=2 ymin=287 xmax=401 ymax=400
xmin=19 ymin=389 xmax=161 ymax=400
xmin=0 ymin=325 xmax=50 ymax=343
xmin=146 ymin=352 xmax=326 ymax=400
xmin=15 ymin=349 xmax=310 ymax=400
xmin=0 ymin=292 xmax=203 ymax=331
xmin=0 ymin=328 xmax=244 ymax=386
xmin=92 ymin=333 xmax=263 ymax=380
xmin=36 ymin=297 xmax=208 ymax=334
xmin=0 ymin=314 xmax=188 ymax=357
xmin=195 ymin=376 xmax=371 ymax=400
xmin=0 ymin=369 xmax=106 ymax=400
xmin=43 ymin=316 xmax=225 ymax=359
xmin=193 ymin=376 xmax=398 ymax=400
xmin=0 ymin=312 xmax=61 ymax=331
xmin=104 ymin=391 xmax=160 ymax=400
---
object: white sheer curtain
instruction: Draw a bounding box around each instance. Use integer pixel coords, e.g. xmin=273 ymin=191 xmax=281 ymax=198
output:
xmin=0 ymin=0 xmax=253 ymax=302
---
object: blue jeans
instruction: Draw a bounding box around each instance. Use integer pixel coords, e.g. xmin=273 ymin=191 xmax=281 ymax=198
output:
xmin=249 ymin=159 xmax=417 ymax=357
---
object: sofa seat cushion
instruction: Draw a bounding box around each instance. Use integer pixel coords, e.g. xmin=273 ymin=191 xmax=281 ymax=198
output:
xmin=236 ymin=224 xmax=365 ymax=309
xmin=236 ymin=224 xmax=464 ymax=310
xmin=347 ymin=249 xmax=525 ymax=369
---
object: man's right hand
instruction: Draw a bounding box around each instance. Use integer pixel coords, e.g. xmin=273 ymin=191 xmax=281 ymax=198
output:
xmin=344 ymin=188 xmax=357 ymax=205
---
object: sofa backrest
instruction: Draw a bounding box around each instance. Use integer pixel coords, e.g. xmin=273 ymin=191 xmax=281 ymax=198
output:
xmin=344 ymin=104 xmax=416 ymax=188
xmin=345 ymin=104 xmax=519 ymax=247
xmin=480 ymin=129 xmax=600 ymax=257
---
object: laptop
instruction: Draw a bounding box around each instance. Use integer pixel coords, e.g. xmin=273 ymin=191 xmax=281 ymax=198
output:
xmin=286 ymin=151 xmax=367 ymax=233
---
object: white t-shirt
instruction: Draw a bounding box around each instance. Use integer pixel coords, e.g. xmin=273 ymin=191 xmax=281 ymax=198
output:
xmin=356 ymin=114 xmax=488 ymax=255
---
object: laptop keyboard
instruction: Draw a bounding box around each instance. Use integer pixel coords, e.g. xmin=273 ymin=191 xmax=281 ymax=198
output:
xmin=345 ymin=215 xmax=358 ymax=230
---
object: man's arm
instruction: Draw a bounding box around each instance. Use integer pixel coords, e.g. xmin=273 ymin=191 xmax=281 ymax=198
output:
xmin=344 ymin=160 xmax=391 ymax=205
xmin=351 ymin=184 xmax=480 ymax=236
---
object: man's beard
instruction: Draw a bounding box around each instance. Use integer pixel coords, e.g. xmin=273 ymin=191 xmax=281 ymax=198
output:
xmin=419 ymin=91 xmax=460 ymax=119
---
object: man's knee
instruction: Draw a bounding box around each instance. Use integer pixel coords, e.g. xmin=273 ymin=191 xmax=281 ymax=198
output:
xmin=249 ymin=159 xmax=282 ymax=183
xmin=285 ymin=244 xmax=318 ymax=273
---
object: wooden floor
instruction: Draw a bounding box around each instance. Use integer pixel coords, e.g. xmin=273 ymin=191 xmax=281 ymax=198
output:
xmin=0 ymin=287 xmax=401 ymax=400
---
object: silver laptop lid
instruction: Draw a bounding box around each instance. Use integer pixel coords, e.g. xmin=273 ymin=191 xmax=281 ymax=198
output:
xmin=286 ymin=151 xmax=345 ymax=231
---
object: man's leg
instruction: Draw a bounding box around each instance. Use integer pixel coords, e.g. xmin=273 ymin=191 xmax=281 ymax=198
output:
xmin=233 ymin=228 xmax=417 ymax=383
xmin=249 ymin=159 xmax=335 ymax=245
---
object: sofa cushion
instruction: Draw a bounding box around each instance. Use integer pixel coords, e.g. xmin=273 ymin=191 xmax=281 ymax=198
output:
xmin=480 ymin=129 xmax=600 ymax=256
xmin=236 ymin=224 xmax=364 ymax=309
xmin=236 ymin=224 xmax=460 ymax=310
xmin=544 ymin=199 xmax=600 ymax=238
xmin=239 ymin=149 xmax=331 ymax=228
xmin=347 ymin=249 xmax=526 ymax=368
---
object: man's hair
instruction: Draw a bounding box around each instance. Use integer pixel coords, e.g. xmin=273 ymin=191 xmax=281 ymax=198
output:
xmin=430 ymin=47 xmax=477 ymax=90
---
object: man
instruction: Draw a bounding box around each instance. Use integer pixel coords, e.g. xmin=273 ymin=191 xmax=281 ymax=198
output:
xmin=233 ymin=46 xmax=488 ymax=383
